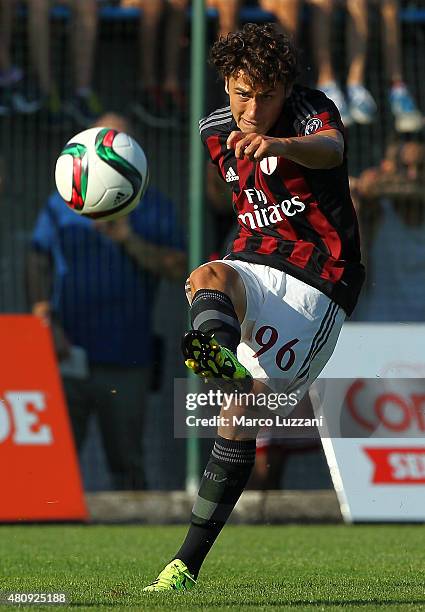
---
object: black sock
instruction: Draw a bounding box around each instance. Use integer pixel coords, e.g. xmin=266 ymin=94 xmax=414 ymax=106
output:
xmin=190 ymin=289 xmax=241 ymax=353
xmin=175 ymin=436 xmax=256 ymax=577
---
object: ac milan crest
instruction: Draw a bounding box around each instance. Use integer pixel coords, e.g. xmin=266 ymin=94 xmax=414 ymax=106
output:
xmin=259 ymin=156 xmax=278 ymax=175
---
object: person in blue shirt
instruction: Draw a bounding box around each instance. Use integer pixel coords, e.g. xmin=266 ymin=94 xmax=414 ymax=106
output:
xmin=27 ymin=113 xmax=186 ymax=490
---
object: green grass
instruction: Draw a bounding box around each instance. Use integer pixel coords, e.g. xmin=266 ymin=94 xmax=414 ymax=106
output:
xmin=0 ymin=525 xmax=424 ymax=611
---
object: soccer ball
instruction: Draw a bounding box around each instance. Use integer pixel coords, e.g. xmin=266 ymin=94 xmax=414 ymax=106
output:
xmin=55 ymin=127 xmax=149 ymax=220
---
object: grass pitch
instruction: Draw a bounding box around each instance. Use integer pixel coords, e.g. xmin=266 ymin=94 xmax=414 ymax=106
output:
xmin=0 ymin=524 xmax=424 ymax=611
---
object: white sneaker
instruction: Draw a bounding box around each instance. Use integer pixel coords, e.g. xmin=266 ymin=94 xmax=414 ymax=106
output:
xmin=319 ymin=81 xmax=353 ymax=127
xmin=390 ymin=85 xmax=423 ymax=133
xmin=347 ymin=84 xmax=377 ymax=125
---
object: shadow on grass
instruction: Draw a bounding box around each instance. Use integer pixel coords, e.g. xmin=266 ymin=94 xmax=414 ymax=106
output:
xmin=68 ymin=599 xmax=425 ymax=608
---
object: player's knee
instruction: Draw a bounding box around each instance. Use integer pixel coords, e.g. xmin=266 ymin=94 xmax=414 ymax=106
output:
xmin=188 ymin=263 xmax=246 ymax=322
xmin=189 ymin=263 xmax=234 ymax=294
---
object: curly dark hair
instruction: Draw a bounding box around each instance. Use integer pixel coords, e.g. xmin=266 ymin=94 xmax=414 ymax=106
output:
xmin=209 ymin=23 xmax=299 ymax=90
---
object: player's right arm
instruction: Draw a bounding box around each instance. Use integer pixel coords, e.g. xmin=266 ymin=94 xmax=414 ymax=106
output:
xmin=226 ymin=129 xmax=344 ymax=169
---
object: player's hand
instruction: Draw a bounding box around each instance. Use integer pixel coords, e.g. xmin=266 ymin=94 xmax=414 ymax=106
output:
xmin=227 ymin=131 xmax=286 ymax=161
xmin=94 ymin=217 xmax=132 ymax=243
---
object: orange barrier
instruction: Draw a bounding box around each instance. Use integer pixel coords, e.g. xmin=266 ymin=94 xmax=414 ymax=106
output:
xmin=0 ymin=315 xmax=87 ymax=521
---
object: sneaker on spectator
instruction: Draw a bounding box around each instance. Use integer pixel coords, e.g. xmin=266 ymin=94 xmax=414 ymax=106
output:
xmin=347 ymin=84 xmax=377 ymax=125
xmin=0 ymin=67 xmax=41 ymax=115
xmin=0 ymin=85 xmax=41 ymax=115
xmin=0 ymin=66 xmax=23 ymax=88
xmin=132 ymin=87 xmax=172 ymax=128
xmin=319 ymin=81 xmax=353 ymax=127
xmin=390 ymin=84 xmax=424 ymax=133
xmin=65 ymin=91 xmax=102 ymax=127
xmin=11 ymin=82 xmax=43 ymax=114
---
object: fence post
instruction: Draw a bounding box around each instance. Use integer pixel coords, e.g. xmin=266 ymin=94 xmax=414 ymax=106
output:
xmin=186 ymin=0 xmax=206 ymax=493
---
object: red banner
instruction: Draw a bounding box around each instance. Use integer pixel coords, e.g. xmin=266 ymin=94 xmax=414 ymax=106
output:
xmin=364 ymin=447 xmax=425 ymax=484
xmin=0 ymin=316 xmax=87 ymax=521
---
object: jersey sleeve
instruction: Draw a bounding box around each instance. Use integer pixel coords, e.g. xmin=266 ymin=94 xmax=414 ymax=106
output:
xmin=199 ymin=106 xmax=233 ymax=170
xmin=292 ymin=89 xmax=345 ymax=138
xmin=201 ymin=131 xmax=224 ymax=167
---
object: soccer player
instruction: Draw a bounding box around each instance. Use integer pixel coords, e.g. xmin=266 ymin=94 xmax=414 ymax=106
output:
xmin=144 ymin=22 xmax=364 ymax=591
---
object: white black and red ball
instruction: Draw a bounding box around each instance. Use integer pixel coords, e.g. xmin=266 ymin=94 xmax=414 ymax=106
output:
xmin=55 ymin=127 xmax=149 ymax=220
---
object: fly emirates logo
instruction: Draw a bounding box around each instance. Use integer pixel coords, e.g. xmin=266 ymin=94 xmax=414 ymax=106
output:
xmin=238 ymin=188 xmax=306 ymax=230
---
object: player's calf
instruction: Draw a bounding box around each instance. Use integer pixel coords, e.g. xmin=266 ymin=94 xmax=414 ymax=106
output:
xmin=190 ymin=287 xmax=240 ymax=352
xmin=183 ymin=264 xmax=252 ymax=385
xmin=188 ymin=262 xmax=246 ymax=325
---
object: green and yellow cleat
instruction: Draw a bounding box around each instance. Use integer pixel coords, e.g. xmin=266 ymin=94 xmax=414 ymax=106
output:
xmin=143 ymin=559 xmax=196 ymax=592
xmin=182 ymin=330 xmax=253 ymax=388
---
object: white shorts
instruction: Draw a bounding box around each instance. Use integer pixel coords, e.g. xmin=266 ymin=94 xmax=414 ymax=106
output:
xmin=189 ymin=260 xmax=345 ymax=398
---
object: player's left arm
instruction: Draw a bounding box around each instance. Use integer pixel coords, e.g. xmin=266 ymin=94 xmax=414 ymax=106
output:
xmin=227 ymin=129 xmax=344 ymax=169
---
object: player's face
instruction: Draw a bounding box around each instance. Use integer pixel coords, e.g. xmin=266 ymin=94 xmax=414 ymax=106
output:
xmin=226 ymin=72 xmax=287 ymax=134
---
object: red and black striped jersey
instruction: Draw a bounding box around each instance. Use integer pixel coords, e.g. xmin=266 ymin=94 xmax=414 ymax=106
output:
xmin=199 ymin=84 xmax=365 ymax=316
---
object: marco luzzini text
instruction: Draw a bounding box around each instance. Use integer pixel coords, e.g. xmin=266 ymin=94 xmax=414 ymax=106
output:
xmin=186 ymin=415 xmax=324 ymax=428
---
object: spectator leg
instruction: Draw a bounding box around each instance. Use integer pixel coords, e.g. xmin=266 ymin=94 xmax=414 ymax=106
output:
xmin=248 ymin=446 xmax=288 ymax=490
xmin=26 ymin=0 xmax=51 ymax=96
xmin=163 ymin=0 xmax=188 ymax=94
xmin=346 ymin=0 xmax=368 ymax=86
xmin=380 ymin=0 xmax=402 ymax=84
xmin=71 ymin=0 xmax=98 ymax=94
xmin=0 ymin=0 xmax=16 ymax=72
xmin=310 ymin=0 xmax=335 ymax=86
xmin=214 ymin=0 xmax=241 ymax=39
xmin=62 ymin=376 xmax=92 ymax=453
xmin=93 ymin=365 xmax=148 ymax=491
xmin=138 ymin=0 xmax=164 ymax=90
xmin=259 ymin=0 xmax=301 ymax=39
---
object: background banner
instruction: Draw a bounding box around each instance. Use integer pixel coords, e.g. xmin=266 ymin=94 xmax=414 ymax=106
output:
xmin=319 ymin=323 xmax=425 ymax=522
xmin=0 ymin=316 xmax=87 ymax=521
